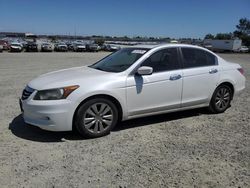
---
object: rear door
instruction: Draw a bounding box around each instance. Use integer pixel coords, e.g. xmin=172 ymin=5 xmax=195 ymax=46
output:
xmin=180 ymin=47 xmax=220 ymax=107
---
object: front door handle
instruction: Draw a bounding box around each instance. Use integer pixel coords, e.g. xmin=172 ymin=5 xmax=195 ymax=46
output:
xmin=170 ymin=74 xmax=182 ymax=81
xmin=209 ymin=69 xmax=218 ymax=74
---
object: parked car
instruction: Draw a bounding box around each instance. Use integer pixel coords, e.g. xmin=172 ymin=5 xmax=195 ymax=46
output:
xmin=26 ymin=42 xmax=38 ymax=52
xmin=238 ymin=46 xmax=249 ymax=53
xmin=203 ymin=44 xmax=213 ymax=50
xmin=54 ymin=43 xmax=68 ymax=52
xmin=105 ymin=44 xmax=121 ymax=51
xmin=0 ymin=45 xmax=3 ymax=52
xmin=67 ymin=44 xmax=74 ymax=51
xmin=41 ymin=43 xmax=53 ymax=52
xmin=85 ymin=43 xmax=99 ymax=52
xmin=0 ymin=40 xmax=10 ymax=50
xmin=73 ymin=43 xmax=86 ymax=52
xmin=10 ymin=42 xmax=23 ymax=52
xmin=20 ymin=41 xmax=28 ymax=49
xmin=20 ymin=44 xmax=245 ymax=138
xmin=66 ymin=42 xmax=74 ymax=51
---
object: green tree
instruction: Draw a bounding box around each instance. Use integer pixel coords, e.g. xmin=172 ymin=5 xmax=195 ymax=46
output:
xmin=204 ymin=34 xmax=214 ymax=39
xmin=236 ymin=18 xmax=250 ymax=35
xmin=234 ymin=18 xmax=250 ymax=46
xmin=94 ymin=38 xmax=105 ymax=46
xmin=215 ymin=33 xmax=233 ymax=40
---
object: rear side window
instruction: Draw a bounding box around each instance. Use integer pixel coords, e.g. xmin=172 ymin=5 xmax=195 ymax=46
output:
xmin=181 ymin=48 xmax=216 ymax=68
xmin=141 ymin=48 xmax=180 ymax=72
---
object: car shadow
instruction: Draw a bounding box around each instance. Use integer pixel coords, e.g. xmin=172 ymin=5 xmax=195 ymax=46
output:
xmin=8 ymin=114 xmax=83 ymax=142
xmin=113 ymin=108 xmax=209 ymax=131
xmin=9 ymin=108 xmax=209 ymax=142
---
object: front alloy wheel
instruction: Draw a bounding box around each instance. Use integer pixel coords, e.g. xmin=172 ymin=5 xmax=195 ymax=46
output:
xmin=75 ymin=98 xmax=118 ymax=138
xmin=83 ymin=103 xmax=114 ymax=133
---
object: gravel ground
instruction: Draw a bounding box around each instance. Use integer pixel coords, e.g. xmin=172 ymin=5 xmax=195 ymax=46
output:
xmin=0 ymin=52 xmax=249 ymax=188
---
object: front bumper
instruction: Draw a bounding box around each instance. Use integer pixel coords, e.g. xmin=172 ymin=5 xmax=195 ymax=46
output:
xmin=20 ymin=98 xmax=74 ymax=132
xmin=10 ymin=48 xmax=22 ymax=52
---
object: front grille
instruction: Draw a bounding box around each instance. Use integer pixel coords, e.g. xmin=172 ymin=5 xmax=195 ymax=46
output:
xmin=22 ymin=86 xmax=34 ymax=100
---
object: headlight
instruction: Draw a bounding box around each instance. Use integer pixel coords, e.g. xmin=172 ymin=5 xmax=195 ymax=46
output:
xmin=34 ymin=85 xmax=79 ymax=100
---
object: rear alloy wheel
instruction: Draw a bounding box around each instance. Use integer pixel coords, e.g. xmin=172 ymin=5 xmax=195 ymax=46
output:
xmin=75 ymin=98 xmax=118 ymax=138
xmin=209 ymin=85 xmax=232 ymax=113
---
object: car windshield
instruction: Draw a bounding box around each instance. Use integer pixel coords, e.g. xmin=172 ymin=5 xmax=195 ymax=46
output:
xmin=90 ymin=48 xmax=149 ymax=73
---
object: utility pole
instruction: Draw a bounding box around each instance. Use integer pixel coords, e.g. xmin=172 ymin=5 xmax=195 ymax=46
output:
xmin=74 ymin=26 xmax=76 ymax=40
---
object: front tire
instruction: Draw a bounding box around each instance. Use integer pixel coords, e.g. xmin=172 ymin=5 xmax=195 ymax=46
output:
xmin=209 ymin=85 xmax=232 ymax=113
xmin=75 ymin=98 xmax=118 ymax=138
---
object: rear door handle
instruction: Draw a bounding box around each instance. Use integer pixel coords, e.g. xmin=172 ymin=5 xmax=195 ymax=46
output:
xmin=170 ymin=74 xmax=182 ymax=81
xmin=209 ymin=69 xmax=218 ymax=74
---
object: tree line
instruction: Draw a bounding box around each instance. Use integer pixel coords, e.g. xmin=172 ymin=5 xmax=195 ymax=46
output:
xmin=204 ymin=18 xmax=250 ymax=46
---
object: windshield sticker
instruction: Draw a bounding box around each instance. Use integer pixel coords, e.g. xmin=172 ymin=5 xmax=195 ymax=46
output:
xmin=131 ymin=50 xmax=147 ymax=54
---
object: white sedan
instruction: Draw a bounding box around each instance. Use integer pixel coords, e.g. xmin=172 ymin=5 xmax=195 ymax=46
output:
xmin=20 ymin=44 xmax=245 ymax=138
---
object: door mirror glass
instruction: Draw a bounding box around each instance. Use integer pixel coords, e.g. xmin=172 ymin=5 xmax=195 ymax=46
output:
xmin=137 ymin=66 xmax=153 ymax=75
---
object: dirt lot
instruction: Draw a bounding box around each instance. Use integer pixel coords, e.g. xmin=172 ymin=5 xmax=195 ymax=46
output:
xmin=0 ymin=52 xmax=249 ymax=188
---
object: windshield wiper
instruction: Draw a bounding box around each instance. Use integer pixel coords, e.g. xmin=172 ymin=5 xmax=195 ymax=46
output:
xmin=90 ymin=65 xmax=121 ymax=73
xmin=94 ymin=67 xmax=105 ymax=71
xmin=92 ymin=66 xmax=115 ymax=72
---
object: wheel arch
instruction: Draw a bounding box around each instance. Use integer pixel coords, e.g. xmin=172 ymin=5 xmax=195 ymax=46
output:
xmin=217 ymin=81 xmax=235 ymax=98
xmin=209 ymin=81 xmax=235 ymax=113
xmin=72 ymin=94 xmax=123 ymax=130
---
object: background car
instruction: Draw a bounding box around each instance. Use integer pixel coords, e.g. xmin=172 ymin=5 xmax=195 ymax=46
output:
xmin=73 ymin=43 xmax=86 ymax=52
xmin=0 ymin=45 xmax=3 ymax=52
xmin=104 ymin=44 xmax=121 ymax=51
xmin=10 ymin=42 xmax=23 ymax=52
xmin=26 ymin=42 xmax=38 ymax=52
xmin=238 ymin=46 xmax=249 ymax=53
xmin=41 ymin=43 xmax=53 ymax=52
xmin=85 ymin=43 xmax=99 ymax=52
xmin=66 ymin=42 xmax=74 ymax=51
xmin=54 ymin=43 xmax=68 ymax=52
xmin=0 ymin=40 xmax=10 ymax=51
xmin=20 ymin=40 xmax=28 ymax=50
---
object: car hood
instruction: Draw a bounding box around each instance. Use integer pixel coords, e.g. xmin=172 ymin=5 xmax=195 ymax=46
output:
xmin=28 ymin=66 xmax=113 ymax=90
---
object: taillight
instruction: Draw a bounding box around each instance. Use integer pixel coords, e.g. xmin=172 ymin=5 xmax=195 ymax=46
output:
xmin=237 ymin=68 xmax=244 ymax=75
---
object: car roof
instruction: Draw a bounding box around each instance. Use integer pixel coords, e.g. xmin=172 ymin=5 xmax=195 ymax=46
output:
xmin=128 ymin=43 xmax=221 ymax=60
xmin=132 ymin=43 xmax=204 ymax=49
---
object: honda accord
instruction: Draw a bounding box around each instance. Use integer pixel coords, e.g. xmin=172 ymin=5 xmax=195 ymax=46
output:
xmin=20 ymin=44 xmax=245 ymax=138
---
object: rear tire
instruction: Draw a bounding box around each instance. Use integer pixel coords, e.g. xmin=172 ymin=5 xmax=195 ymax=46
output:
xmin=75 ymin=98 xmax=118 ymax=138
xmin=209 ymin=85 xmax=232 ymax=113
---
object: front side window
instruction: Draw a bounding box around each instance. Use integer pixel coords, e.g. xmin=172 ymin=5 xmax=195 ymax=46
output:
xmin=90 ymin=48 xmax=149 ymax=73
xmin=141 ymin=48 xmax=180 ymax=72
xmin=181 ymin=48 xmax=217 ymax=68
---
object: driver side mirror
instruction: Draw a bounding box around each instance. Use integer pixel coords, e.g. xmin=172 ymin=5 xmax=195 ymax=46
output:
xmin=137 ymin=66 xmax=153 ymax=75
